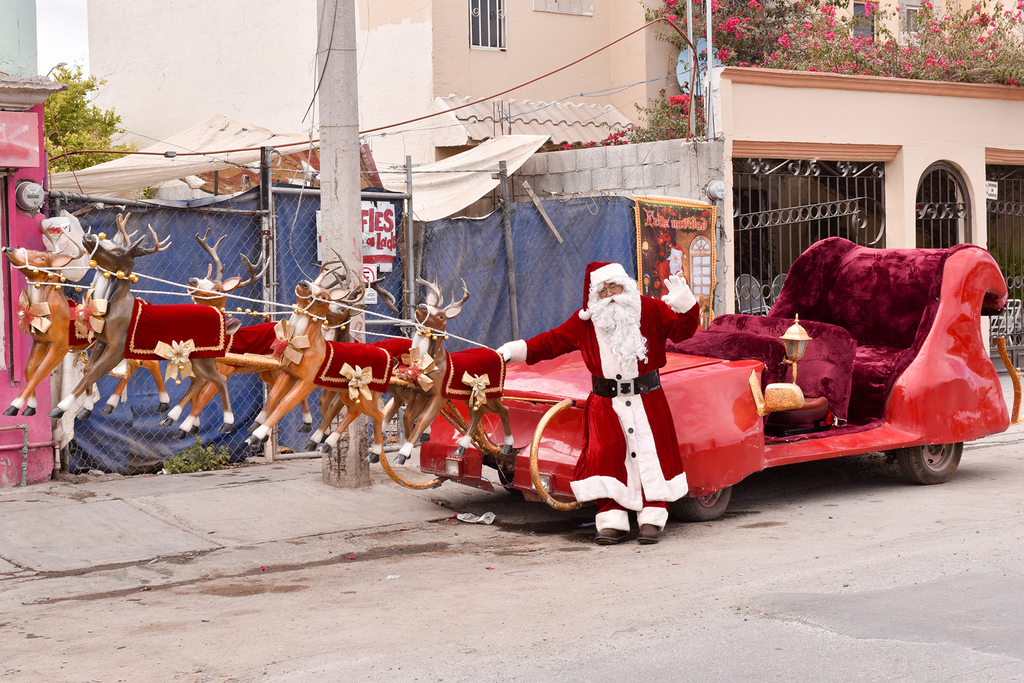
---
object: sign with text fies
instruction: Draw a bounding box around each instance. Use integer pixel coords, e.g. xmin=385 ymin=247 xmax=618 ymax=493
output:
xmin=361 ymin=198 xmax=400 ymax=265
xmin=0 ymin=111 xmax=40 ymax=168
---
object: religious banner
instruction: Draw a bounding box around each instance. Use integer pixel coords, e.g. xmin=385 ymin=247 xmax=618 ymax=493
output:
xmin=634 ymin=195 xmax=717 ymax=328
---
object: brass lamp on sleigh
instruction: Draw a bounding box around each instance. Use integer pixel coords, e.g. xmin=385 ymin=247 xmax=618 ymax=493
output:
xmin=750 ymin=315 xmax=813 ymax=417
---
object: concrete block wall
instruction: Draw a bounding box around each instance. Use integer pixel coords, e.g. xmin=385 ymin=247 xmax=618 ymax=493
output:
xmin=515 ymin=138 xmax=730 ymax=313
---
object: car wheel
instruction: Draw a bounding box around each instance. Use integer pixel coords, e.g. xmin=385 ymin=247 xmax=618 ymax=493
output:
xmin=897 ymin=442 xmax=963 ymax=485
xmin=669 ymin=486 xmax=732 ymax=522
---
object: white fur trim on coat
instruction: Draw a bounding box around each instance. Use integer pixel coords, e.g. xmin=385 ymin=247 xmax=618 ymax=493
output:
xmin=595 ymin=508 xmax=630 ymax=533
xmin=637 ymin=506 xmax=670 ymax=530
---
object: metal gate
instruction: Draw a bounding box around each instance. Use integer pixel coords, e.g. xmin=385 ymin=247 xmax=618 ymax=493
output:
xmin=916 ymin=161 xmax=971 ymax=249
xmin=987 ymin=164 xmax=1024 ymax=365
xmin=732 ymin=158 xmax=886 ymax=314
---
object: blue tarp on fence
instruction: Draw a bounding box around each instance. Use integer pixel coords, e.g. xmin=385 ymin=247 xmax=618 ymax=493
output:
xmin=62 ymin=190 xmax=265 ymax=473
xmin=421 ymin=195 xmax=637 ymax=351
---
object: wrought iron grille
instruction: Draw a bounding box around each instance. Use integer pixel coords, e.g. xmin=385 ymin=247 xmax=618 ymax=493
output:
xmin=916 ymin=161 xmax=970 ymax=249
xmin=987 ymin=164 xmax=1024 ymax=365
xmin=470 ymin=0 xmax=506 ymax=49
xmin=732 ymin=158 xmax=886 ymax=314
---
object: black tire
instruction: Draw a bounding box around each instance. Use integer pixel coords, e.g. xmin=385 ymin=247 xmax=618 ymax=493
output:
xmin=897 ymin=442 xmax=963 ymax=485
xmin=669 ymin=486 xmax=732 ymax=522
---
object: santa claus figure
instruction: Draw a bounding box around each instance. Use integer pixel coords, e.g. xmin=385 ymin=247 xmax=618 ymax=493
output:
xmin=497 ymin=261 xmax=700 ymax=544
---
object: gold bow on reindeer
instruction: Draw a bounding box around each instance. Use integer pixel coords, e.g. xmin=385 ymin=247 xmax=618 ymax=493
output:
xmin=340 ymin=363 xmax=374 ymax=403
xmin=399 ymin=348 xmax=437 ymax=391
xmin=271 ymin=320 xmax=310 ymax=366
xmin=75 ymin=292 xmax=108 ymax=336
xmin=17 ymin=290 xmax=51 ymax=334
xmin=461 ymin=372 xmax=490 ymax=410
xmin=155 ymin=339 xmax=197 ymax=385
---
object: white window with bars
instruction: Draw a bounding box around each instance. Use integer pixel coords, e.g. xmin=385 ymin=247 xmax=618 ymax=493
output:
xmin=471 ymin=0 xmax=507 ymax=50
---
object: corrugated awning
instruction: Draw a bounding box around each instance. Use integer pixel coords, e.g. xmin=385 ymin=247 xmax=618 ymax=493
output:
xmin=379 ymin=134 xmax=550 ymax=222
xmin=435 ymin=95 xmax=632 ymax=148
xmin=49 ymin=115 xmax=314 ymax=198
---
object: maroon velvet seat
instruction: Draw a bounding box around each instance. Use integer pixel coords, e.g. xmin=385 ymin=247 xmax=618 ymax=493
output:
xmin=670 ymin=313 xmax=856 ymax=422
xmin=673 ymin=237 xmax=991 ymax=426
xmin=766 ymin=237 xmax=982 ymax=424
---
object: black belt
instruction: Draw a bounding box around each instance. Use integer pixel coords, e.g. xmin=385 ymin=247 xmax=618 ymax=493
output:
xmin=592 ymin=370 xmax=660 ymax=398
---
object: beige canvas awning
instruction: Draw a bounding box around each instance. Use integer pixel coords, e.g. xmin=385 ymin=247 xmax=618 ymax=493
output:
xmin=49 ymin=115 xmax=314 ymax=198
xmin=379 ymin=134 xmax=550 ymax=222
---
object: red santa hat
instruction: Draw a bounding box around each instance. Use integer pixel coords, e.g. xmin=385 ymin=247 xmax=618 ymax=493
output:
xmin=578 ymin=261 xmax=630 ymax=321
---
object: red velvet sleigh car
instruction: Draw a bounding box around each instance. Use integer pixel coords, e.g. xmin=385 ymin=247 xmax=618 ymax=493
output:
xmin=417 ymin=238 xmax=1011 ymax=520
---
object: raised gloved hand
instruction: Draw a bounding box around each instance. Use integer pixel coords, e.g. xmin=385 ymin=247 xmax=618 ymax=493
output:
xmin=661 ymin=274 xmax=698 ymax=313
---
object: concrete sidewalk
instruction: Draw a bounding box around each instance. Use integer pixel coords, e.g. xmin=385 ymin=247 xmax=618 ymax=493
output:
xmin=1 ymin=369 xmax=1019 ymax=579
xmin=0 ymin=452 xmax=468 ymax=577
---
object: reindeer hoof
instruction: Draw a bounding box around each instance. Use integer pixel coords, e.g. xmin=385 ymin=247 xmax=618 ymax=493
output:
xmin=317 ymin=443 xmax=331 ymax=454
xmin=173 ymin=429 xmax=188 ymax=441
xmin=3 ymin=406 xmax=19 ymax=416
xmin=157 ymin=402 xmax=170 ymax=414
xmin=48 ymin=407 xmax=65 ymax=419
xmin=499 ymin=445 xmax=515 ymax=457
xmin=99 ymin=405 xmax=114 ymax=416
xmin=419 ymin=433 xmax=431 ymax=443
xmin=21 ymin=406 xmax=36 ymax=417
xmin=245 ymin=434 xmax=269 ymax=448
xmin=394 ymin=454 xmax=407 ymax=465
xmin=218 ymin=423 xmax=234 ymax=434
xmin=157 ymin=416 xmax=174 ymax=427
xmin=302 ymin=440 xmax=319 ymax=452
xmin=298 ymin=423 xmax=312 ymax=433
xmin=76 ymin=409 xmax=92 ymax=421
xmin=367 ymin=452 xmax=380 ymax=464
xmin=189 ymin=425 xmax=200 ymax=435
xmin=453 ymin=446 xmax=467 ymax=458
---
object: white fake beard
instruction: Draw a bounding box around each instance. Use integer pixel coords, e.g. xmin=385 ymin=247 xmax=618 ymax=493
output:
xmin=590 ymin=290 xmax=648 ymax=376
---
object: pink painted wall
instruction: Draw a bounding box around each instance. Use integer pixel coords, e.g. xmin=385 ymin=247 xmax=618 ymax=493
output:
xmin=1 ymin=103 xmax=57 ymax=486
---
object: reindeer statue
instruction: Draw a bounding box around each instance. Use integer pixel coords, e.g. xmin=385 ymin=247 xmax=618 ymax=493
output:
xmin=301 ymin=272 xmax=402 ymax=452
xmin=243 ymin=261 xmax=356 ymax=447
xmin=158 ymin=228 xmax=271 ymax=437
xmin=48 ymin=221 xmax=241 ymax=433
xmin=2 ymin=223 xmax=168 ymax=416
xmin=385 ymin=277 xmax=515 ymax=466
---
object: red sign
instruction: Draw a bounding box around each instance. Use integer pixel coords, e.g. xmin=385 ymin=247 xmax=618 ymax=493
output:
xmin=0 ymin=111 xmax=40 ymax=168
xmin=361 ymin=199 xmax=398 ymax=265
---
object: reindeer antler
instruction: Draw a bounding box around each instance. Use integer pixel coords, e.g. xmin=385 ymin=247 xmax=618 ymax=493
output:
xmin=128 ymin=225 xmax=172 ymax=258
xmin=114 ymin=213 xmax=138 ymax=246
xmin=238 ymin=254 xmax=268 ymax=288
xmin=195 ymin=228 xmax=227 ymax=283
xmin=448 ymin=279 xmax=470 ymax=310
xmin=415 ymin=276 xmax=443 ymax=308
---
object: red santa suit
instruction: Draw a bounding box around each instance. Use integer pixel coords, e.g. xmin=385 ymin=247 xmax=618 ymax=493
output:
xmin=500 ymin=262 xmax=700 ymax=533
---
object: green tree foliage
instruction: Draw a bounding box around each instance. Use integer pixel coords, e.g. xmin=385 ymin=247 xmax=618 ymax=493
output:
xmin=44 ymin=65 xmax=135 ymax=174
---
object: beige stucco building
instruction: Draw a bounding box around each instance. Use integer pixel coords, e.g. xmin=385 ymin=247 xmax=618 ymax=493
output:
xmin=88 ymin=0 xmax=677 ymax=171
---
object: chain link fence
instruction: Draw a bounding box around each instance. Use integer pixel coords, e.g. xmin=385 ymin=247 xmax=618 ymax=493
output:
xmin=44 ymin=171 xmax=633 ymax=473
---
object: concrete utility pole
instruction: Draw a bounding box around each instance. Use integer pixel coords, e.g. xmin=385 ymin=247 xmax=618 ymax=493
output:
xmin=317 ymin=0 xmax=369 ymax=488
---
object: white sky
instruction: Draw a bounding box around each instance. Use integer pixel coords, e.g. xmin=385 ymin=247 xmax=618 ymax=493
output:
xmin=35 ymin=0 xmax=90 ymax=75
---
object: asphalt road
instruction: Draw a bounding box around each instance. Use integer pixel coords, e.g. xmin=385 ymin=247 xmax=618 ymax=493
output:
xmin=2 ymin=424 xmax=1023 ymax=682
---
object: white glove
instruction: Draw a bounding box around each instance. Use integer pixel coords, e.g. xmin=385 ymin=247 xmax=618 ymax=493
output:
xmin=495 ymin=340 xmax=527 ymax=363
xmin=661 ymin=274 xmax=698 ymax=313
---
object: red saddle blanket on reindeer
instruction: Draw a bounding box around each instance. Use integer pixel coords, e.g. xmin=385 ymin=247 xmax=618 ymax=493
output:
xmin=225 ymin=321 xmax=278 ymax=356
xmin=67 ymin=300 xmax=92 ymax=348
xmin=372 ymin=337 xmax=413 ymax=371
xmin=442 ymin=348 xmax=506 ymax=402
xmin=124 ymin=299 xmax=227 ymax=360
xmin=315 ymin=340 xmax=394 ymax=392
